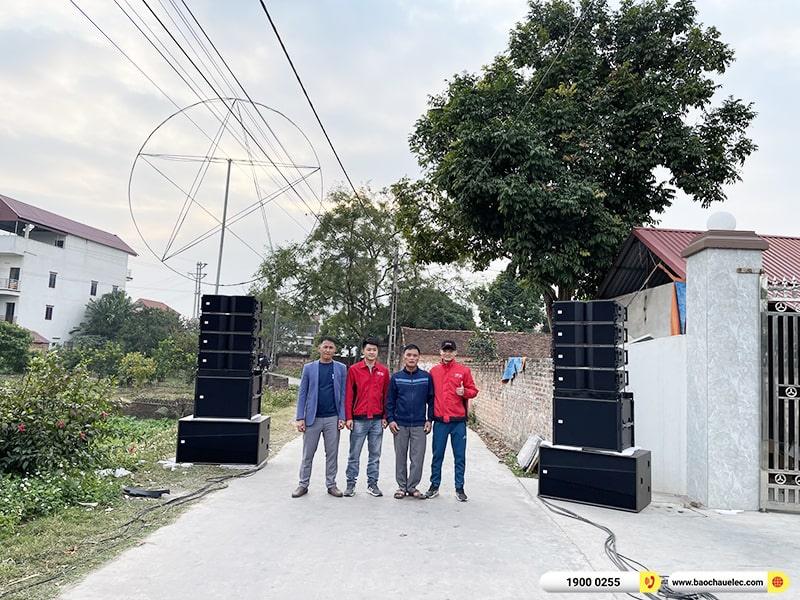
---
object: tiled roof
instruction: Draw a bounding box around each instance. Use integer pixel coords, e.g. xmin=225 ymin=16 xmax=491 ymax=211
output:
xmin=400 ymin=327 xmax=551 ymax=359
xmin=0 ymin=193 xmax=137 ymax=255
xmin=135 ymin=298 xmax=179 ymax=314
xmin=597 ymin=227 xmax=800 ymax=298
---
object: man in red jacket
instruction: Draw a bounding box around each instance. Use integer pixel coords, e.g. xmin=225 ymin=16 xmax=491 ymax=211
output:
xmin=426 ymin=339 xmax=478 ymax=502
xmin=343 ymin=338 xmax=390 ymax=497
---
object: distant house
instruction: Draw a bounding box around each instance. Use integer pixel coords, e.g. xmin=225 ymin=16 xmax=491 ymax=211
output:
xmin=0 ymin=193 xmax=137 ymax=345
xmin=135 ymin=298 xmax=179 ymax=314
xmin=400 ymin=327 xmax=551 ymax=368
xmin=596 ymin=227 xmax=800 ymax=339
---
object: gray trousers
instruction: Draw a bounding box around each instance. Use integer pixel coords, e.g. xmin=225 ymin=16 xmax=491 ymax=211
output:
xmin=298 ymin=415 xmax=340 ymax=488
xmin=393 ymin=425 xmax=426 ymax=492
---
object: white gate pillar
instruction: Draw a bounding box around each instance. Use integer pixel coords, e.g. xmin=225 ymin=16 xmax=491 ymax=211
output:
xmin=681 ymin=230 xmax=767 ymax=510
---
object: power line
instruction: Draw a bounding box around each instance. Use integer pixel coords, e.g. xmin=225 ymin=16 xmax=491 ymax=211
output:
xmin=257 ymin=0 xmax=368 ymax=212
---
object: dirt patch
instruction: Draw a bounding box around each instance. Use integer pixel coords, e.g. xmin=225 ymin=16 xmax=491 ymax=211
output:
xmin=471 ymin=422 xmax=517 ymax=464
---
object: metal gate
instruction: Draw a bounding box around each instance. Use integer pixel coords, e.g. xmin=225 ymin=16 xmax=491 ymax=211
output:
xmin=761 ymin=278 xmax=800 ymax=512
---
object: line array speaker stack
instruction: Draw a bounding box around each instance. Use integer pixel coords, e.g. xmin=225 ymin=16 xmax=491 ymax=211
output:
xmin=539 ymin=300 xmax=651 ymax=512
xmin=176 ymin=295 xmax=270 ymax=465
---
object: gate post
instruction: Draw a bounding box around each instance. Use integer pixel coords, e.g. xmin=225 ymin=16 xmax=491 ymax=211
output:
xmin=681 ymin=229 xmax=768 ymax=510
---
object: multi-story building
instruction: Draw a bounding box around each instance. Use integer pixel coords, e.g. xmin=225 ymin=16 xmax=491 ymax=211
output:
xmin=0 ymin=193 xmax=137 ymax=346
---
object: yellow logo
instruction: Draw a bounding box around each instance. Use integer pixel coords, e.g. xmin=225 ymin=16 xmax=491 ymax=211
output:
xmin=768 ymin=571 xmax=789 ymax=593
xmin=640 ymin=572 xmax=661 ymax=593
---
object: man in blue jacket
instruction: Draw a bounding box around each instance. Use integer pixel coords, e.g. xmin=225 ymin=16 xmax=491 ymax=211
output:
xmin=292 ymin=336 xmax=347 ymax=498
xmin=385 ymin=344 xmax=434 ymax=499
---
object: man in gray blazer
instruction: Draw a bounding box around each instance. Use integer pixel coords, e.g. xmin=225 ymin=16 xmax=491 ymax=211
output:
xmin=292 ymin=336 xmax=347 ymax=498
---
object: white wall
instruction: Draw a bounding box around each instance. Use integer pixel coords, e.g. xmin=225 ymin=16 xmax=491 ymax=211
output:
xmin=627 ymin=334 xmax=688 ymax=496
xmin=1 ymin=234 xmax=130 ymax=343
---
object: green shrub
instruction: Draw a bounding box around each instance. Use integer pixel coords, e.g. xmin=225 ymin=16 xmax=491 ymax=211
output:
xmin=118 ymin=352 xmax=157 ymax=387
xmin=0 ymin=469 xmax=119 ymax=535
xmin=0 ymin=321 xmax=33 ymax=373
xmin=0 ymin=352 xmax=115 ymax=475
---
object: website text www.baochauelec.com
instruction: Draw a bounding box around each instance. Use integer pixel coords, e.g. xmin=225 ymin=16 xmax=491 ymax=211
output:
xmin=667 ymin=571 xmax=789 ymax=594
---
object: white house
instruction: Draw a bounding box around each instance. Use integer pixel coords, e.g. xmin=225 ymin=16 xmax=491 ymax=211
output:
xmin=0 ymin=193 xmax=137 ymax=345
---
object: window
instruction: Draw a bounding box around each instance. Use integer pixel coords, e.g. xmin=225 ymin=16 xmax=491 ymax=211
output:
xmin=55 ymin=239 xmax=65 ymax=248
xmin=48 ymin=272 xmax=57 ymax=288
xmin=45 ymin=305 xmax=54 ymax=320
xmin=90 ymin=280 xmax=98 ymax=296
xmin=112 ymin=285 xmax=119 ymax=293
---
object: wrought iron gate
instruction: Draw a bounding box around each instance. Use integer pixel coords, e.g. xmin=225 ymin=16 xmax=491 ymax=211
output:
xmin=761 ymin=278 xmax=800 ymax=512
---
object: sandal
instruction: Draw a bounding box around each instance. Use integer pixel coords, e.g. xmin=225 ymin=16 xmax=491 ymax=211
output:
xmin=394 ymin=489 xmax=406 ymax=499
xmin=409 ymin=489 xmax=426 ymax=499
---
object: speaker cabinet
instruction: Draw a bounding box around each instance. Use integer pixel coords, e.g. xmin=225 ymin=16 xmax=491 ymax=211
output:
xmin=176 ymin=415 xmax=270 ymax=465
xmin=538 ymin=446 xmax=651 ymax=512
xmin=554 ymin=346 xmax=627 ymax=369
xmin=554 ymin=367 xmax=628 ymax=393
xmin=553 ymin=300 xmax=625 ymax=323
xmin=201 ymin=295 xmax=260 ymax=315
xmin=199 ymin=332 xmax=262 ymax=353
xmin=553 ymin=394 xmax=633 ymax=451
xmin=198 ymin=350 xmax=258 ymax=371
xmin=553 ymin=322 xmax=626 ymax=346
xmin=194 ymin=371 xmax=262 ymax=419
xmin=199 ymin=313 xmax=261 ymax=334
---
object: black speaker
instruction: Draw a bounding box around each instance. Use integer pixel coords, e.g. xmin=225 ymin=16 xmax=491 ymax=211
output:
xmin=198 ymin=350 xmax=258 ymax=371
xmin=554 ymin=367 xmax=628 ymax=392
xmin=553 ymin=394 xmax=633 ymax=451
xmin=554 ymin=346 xmax=627 ymax=369
xmin=194 ymin=371 xmax=262 ymax=419
xmin=553 ymin=322 xmax=626 ymax=346
xmin=553 ymin=300 xmax=625 ymax=323
xmin=538 ymin=446 xmax=651 ymax=512
xmin=199 ymin=313 xmax=261 ymax=334
xmin=199 ymin=332 xmax=262 ymax=353
xmin=201 ymin=295 xmax=260 ymax=315
xmin=176 ymin=415 xmax=270 ymax=465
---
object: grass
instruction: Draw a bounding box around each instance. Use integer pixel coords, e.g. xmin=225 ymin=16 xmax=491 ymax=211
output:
xmin=0 ymin=382 xmax=300 ymax=600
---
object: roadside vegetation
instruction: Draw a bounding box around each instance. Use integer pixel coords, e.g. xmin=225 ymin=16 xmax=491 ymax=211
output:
xmin=0 ymin=353 xmax=299 ymax=600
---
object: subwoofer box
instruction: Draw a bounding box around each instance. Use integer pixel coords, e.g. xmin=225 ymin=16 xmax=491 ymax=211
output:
xmin=538 ymin=445 xmax=651 ymax=512
xmin=176 ymin=415 xmax=270 ymax=465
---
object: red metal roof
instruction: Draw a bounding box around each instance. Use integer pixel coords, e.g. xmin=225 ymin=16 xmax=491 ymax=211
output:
xmin=597 ymin=227 xmax=800 ymax=298
xmin=0 ymin=193 xmax=137 ymax=255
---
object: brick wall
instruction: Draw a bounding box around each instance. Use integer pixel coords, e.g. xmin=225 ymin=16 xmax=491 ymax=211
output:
xmin=468 ymin=359 xmax=554 ymax=452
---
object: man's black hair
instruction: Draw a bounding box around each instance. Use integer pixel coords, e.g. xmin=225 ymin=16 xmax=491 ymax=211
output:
xmin=318 ymin=335 xmax=337 ymax=345
xmin=362 ymin=337 xmax=380 ymax=349
xmin=403 ymin=344 xmax=421 ymax=353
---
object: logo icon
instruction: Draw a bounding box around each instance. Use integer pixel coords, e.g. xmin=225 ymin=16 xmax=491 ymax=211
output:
xmin=640 ymin=572 xmax=661 ymax=592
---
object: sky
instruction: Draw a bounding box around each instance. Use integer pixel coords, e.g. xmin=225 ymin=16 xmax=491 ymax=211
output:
xmin=1 ymin=0 xmax=798 ymax=318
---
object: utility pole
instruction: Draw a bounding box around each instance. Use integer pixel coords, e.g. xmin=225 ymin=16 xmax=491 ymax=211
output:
xmin=387 ymin=244 xmax=399 ymax=370
xmin=189 ymin=262 xmax=207 ymax=319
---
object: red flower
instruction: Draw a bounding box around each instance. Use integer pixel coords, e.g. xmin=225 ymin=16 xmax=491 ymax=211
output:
xmin=58 ymin=421 xmax=65 ymax=428
xmin=79 ymin=432 xmax=87 ymax=440
xmin=128 ymin=444 xmax=136 ymax=453
xmin=102 ymin=412 xmax=108 ymax=420
xmin=18 ymin=423 xmax=25 ymax=432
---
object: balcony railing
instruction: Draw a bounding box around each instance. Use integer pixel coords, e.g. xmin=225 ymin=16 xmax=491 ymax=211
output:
xmin=0 ymin=278 xmax=20 ymax=292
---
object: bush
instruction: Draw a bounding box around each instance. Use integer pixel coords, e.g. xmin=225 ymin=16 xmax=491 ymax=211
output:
xmin=0 ymin=321 xmax=33 ymax=373
xmin=0 ymin=469 xmax=119 ymax=535
xmin=118 ymin=352 xmax=157 ymax=387
xmin=152 ymin=338 xmax=194 ymax=382
xmin=0 ymin=352 xmax=115 ymax=475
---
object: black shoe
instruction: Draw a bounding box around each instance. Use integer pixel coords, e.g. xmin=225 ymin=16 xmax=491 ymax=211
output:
xmin=425 ymin=485 xmax=439 ymax=499
xmin=455 ymin=487 xmax=468 ymax=502
xmin=291 ymin=486 xmax=308 ymax=498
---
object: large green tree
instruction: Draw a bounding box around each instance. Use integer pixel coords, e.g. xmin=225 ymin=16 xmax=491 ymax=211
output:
xmin=252 ymin=186 xmax=475 ymax=355
xmin=471 ymin=269 xmax=548 ymax=332
xmin=394 ymin=0 xmax=756 ymax=318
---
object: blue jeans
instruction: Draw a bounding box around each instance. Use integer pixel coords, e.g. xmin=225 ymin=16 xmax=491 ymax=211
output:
xmin=345 ymin=419 xmax=383 ymax=485
xmin=430 ymin=420 xmax=467 ymax=489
